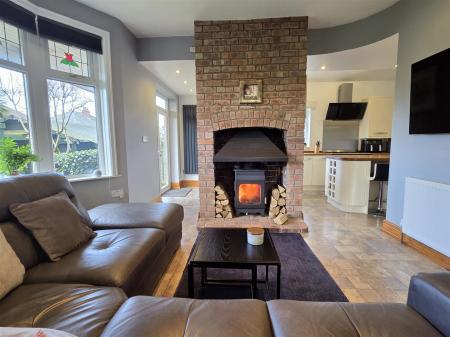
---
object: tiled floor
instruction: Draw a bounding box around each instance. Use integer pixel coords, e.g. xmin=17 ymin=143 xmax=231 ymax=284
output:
xmin=153 ymin=188 xmax=444 ymax=302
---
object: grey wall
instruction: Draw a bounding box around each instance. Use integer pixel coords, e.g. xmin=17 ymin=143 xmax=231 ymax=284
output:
xmin=307 ymin=2 xmax=401 ymax=55
xmin=137 ymin=36 xmax=195 ymax=61
xmin=29 ymin=0 xmax=175 ymax=208
xmin=386 ymin=0 xmax=450 ymax=225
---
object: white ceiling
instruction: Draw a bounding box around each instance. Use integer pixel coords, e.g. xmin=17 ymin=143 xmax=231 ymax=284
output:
xmin=142 ymin=60 xmax=197 ymax=96
xmin=141 ymin=34 xmax=398 ymax=95
xmin=307 ymin=34 xmax=399 ymax=81
xmin=75 ymin=0 xmax=399 ymax=38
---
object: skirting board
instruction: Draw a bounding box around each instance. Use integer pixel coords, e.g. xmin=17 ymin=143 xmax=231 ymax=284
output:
xmin=152 ymin=195 xmax=162 ymax=202
xmin=171 ymin=182 xmax=181 ymax=189
xmin=180 ymin=180 xmax=199 ymax=188
xmin=381 ymin=220 xmax=402 ymax=241
xmin=382 ymin=220 xmax=450 ymax=270
xmin=170 ymin=181 xmax=198 ymax=189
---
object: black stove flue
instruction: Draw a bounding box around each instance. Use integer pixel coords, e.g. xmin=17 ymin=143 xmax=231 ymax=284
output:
xmin=234 ymin=169 xmax=266 ymax=216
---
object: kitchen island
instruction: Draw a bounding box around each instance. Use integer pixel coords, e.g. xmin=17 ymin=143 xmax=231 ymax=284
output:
xmin=324 ymin=154 xmax=389 ymax=214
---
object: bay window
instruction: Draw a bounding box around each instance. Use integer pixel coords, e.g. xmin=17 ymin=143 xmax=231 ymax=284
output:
xmin=0 ymin=4 xmax=115 ymax=180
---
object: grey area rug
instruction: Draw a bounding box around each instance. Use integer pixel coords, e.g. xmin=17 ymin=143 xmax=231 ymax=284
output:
xmin=162 ymin=188 xmax=192 ymax=197
xmin=175 ymin=233 xmax=348 ymax=302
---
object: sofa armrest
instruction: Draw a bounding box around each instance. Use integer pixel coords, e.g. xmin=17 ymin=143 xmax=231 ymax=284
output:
xmin=88 ymin=203 xmax=183 ymax=239
xmin=407 ymin=272 xmax=450 ymax=337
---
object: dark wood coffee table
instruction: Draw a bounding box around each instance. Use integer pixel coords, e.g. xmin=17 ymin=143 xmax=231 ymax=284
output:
xmin=187 ymin=228 xmax=281 ymax=299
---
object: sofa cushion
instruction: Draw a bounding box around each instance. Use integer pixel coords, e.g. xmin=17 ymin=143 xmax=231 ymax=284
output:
xmin=25 ymin=228 xmax=166 ymax=295
xmin=341 ymin=303 xmax=444 ymax=337
xmin=0 ymin=220 xmax=47 ymax=269
xmin=407 ymin=272 xmax=450 ymax=337
xmin=0 ymin=230 xmax=25 ymax=300
xmin=0 ymin=283 xmax=126 ymax=337
xmin=89 ymin=203 xmax=183 ymax=241
xmin=268 ymin=301 xmax=359 ymax=337
xmin=10 ymin=192 xmax=95 ymax=261
xmin=100 ymin=296 xmax=273 ymax=337
xmin=0 ymin=173 xmax=90 ymax=224
xmin=267 ymin=300 xmax=444 ymax=337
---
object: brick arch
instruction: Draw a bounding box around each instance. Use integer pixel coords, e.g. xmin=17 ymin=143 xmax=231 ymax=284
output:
xmin=210 ymin=118 xmax=291 ymax=132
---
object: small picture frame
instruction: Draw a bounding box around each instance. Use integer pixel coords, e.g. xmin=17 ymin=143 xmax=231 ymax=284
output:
xmin=240 ymin=80 xmax=263 ymax=104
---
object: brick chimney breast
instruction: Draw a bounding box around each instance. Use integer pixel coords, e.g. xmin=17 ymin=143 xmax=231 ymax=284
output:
xmin=195 ymin=17 xmax=307 ymax=220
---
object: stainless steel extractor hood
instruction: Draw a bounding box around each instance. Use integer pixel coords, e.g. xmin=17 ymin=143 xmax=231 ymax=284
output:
xmin=325 ymin=83 xmax=367 ymax=120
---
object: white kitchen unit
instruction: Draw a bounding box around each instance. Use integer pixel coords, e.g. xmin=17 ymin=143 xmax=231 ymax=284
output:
xmin=359 ymin=96 xmax=394 ymax=138
xmin=303 ymin=155 xmax=326 ymax=190
xmin=325 ymin=157 xmax=373 ymax=214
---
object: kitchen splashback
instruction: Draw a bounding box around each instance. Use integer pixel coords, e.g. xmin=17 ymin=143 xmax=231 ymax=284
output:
xmin=322 ymin=120 xmax=360 ymax=152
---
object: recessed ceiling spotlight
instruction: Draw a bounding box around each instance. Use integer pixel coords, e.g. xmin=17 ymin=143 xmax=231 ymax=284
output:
xmin=183 ymin=80 xmax=188 ymax=84
xmin=175 ymin=69 xmax=180 ymax=74
xmin=320 ymin=65 xmax=326 ymax=70
xmin=395 ymin=64 xmax=398 ymax=68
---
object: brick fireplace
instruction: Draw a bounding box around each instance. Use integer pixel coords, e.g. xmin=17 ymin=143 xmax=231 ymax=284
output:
xmin=195 ymin=17 xmax=307 ymax=230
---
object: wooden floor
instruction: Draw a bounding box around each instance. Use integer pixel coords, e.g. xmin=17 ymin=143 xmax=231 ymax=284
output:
xmin=153 ymin=189 xmax=443 ymax=302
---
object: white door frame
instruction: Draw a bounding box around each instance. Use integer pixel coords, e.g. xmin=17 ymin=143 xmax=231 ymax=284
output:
xmin=157 ymin=104 xmax=171 ymax=193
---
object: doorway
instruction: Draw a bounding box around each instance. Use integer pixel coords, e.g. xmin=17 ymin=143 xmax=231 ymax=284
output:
xmin=157 ymin=95 xmax=170 ymax=193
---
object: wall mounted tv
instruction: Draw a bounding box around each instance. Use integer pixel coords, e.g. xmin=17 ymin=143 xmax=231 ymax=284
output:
xmin=410 ymin=47 xmax=450 ymax=134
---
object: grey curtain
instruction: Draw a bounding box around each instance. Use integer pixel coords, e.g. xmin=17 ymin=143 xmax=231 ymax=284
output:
xmin=183 ymin=105 xmax=198 ymax=174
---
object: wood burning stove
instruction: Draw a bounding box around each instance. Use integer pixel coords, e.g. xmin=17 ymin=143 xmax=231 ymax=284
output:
xmin=234 ymin=169 xmax=266 ymax=215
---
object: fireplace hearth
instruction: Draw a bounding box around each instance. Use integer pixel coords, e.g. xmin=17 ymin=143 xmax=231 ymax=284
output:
xmin=234 ymin=169 xmax=266 ymax=216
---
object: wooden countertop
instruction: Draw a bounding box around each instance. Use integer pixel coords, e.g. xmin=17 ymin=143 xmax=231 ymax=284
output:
xmin=304 ymin=151 xmax=360 ymax=156
xmin=326 ymin=153 xmax=390 ymax=162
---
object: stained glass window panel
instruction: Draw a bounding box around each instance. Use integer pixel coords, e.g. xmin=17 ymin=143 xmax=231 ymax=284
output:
xmin=48 ymin=40 xmax=90 ymax=77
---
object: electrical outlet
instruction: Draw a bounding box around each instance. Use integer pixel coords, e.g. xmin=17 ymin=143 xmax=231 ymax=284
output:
xmin=142 ymin=136 xmax=149 ymax=143
xmin=111 ymin=189 xmax=124 ymax=199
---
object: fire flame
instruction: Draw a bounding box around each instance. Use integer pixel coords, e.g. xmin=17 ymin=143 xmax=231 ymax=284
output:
xmin=238 ymin=184 xmax=261 ymax=204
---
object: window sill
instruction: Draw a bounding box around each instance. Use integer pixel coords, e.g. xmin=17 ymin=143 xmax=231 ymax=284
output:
xmin=69 ymin=174 xmax=121 ymax=183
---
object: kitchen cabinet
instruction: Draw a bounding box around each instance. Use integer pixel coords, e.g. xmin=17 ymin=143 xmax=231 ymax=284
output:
xmin=303 ymin=155 xmax=326 ymax=189
xmin=359 ymin=96 xmax=393 ymax=138
xmin=325 ymin=157 xmax=372 ymax=214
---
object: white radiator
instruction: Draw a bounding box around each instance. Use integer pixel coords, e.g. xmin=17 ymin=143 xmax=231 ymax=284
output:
xmin=401 ymin=177 xmax=450 ymax=257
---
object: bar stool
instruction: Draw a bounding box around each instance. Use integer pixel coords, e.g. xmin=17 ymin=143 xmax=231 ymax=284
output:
xmin=370 ymin=163 xmax=389 ymax=216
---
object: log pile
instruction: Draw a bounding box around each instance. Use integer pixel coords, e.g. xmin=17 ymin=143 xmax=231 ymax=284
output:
xmin=269 ymin=185 xmax=288 ymax=225
xmin=214 ymin=184 xmax=233 ymax=219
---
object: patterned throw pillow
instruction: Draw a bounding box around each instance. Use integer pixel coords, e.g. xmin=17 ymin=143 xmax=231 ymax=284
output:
xmin=0 ymin=328 xmax=77 ymax=337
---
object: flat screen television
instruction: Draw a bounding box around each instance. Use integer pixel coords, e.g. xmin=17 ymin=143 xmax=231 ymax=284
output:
xmin=410 ymin=47 xmax=450 ymax=134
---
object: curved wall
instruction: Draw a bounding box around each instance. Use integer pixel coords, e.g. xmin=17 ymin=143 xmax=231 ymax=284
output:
xmin=308 ymin=1 xmax=402 ymax=55
xmin=309 ymin=0 xmax=450 ymax=227
xmin=384 ymin=0 xmax=450 ymax=226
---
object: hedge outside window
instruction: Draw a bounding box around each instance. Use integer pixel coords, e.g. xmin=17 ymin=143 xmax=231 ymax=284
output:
xmin=0 ymin=17 xmax=115 ymax=180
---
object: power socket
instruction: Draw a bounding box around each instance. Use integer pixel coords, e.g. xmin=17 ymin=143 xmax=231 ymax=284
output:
xmin=111 ymin=189 xmax=124 ymax=199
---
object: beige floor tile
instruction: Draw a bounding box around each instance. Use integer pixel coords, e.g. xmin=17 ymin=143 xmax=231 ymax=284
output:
xmin=153 ymin=189 xmax=444 ymax=303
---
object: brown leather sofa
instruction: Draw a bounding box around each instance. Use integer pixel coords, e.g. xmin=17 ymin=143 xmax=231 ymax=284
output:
xmin=1 ymin=174 xmax=449 ymax=337
xmin=0 ymin=272 xmax=448 ymax=337
xmin=0 ymin=173 xmax=183 ymax=297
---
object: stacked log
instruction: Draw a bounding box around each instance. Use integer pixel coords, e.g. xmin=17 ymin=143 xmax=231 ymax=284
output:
xmin=269 ymin=185 xmax=288 ymax=225
xmin=214 ymin=185 xmax=233 ymax=219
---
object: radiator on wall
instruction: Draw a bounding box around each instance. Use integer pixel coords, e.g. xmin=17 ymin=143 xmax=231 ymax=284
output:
xmin=401 ymin=177 xmax=450 ymax=257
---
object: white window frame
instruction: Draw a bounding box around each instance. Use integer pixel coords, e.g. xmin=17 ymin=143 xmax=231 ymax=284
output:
xmin=156 ymin=94 xmax=171 ymax=193
xmin=0 ymin=0 xmax=117 ymax=181
xmin=304 ymin=107 xmax=312 ymax=148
